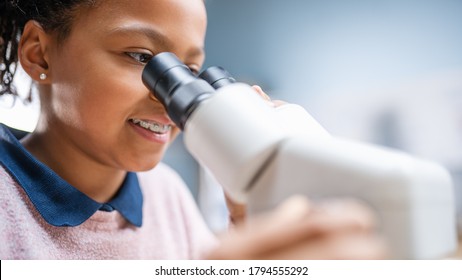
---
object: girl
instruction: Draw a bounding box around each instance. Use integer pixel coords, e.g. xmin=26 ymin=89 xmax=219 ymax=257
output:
xmin=0 ymin=0 xmax=385 ymax=259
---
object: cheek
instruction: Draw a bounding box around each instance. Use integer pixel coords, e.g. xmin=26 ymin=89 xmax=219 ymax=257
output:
xmin=50 ymin=76 xmax=108 ymax=127
xmin=50 ymin=61 xmax=144 ymax=129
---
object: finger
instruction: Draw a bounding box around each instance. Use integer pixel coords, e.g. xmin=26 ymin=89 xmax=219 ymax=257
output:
xmin=224 ymin=193 xmax=247 ymax=226
xmin=252 ymin=85 xmax=287 ymax=107
xmin=271 ymin=99 xmax=287 ymax=107
xmin=251 ymin=85 xmax=271 ymax=101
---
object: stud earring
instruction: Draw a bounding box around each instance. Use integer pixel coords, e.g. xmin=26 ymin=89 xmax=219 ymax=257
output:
xmin=39 ymin=73 xmax=47 ymax=80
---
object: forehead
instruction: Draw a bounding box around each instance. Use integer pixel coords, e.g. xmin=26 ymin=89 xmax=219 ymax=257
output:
xmin=72 ymin=0 xmax=207 ymax=47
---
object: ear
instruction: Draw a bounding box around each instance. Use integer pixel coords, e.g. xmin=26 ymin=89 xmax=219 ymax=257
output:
xmin=18 ymin=21 xmax=52 ymax=83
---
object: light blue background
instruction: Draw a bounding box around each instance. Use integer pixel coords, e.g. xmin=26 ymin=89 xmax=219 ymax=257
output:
xmin=203 ymin=0 xmax=462 ymax=102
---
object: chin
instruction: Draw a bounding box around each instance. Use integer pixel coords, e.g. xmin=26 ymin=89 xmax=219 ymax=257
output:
xmin=122 ymin=156 xmax=163 ymax=172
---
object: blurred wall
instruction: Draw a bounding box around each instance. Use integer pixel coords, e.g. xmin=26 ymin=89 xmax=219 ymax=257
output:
xmin=204 ymin=0 xmax=462 ymax=102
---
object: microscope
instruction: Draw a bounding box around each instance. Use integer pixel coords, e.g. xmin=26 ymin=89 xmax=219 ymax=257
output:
xmin=142 ymin=52 xmax=457 ymax=259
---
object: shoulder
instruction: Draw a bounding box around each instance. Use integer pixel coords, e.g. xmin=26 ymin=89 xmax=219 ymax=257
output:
xmin=0 ymin=165 xmax=38 ymax=258
xmin=0 ymin=165 xmax=24 ymax=205
xmin=0 ymin=165 xmax=34 ymax=223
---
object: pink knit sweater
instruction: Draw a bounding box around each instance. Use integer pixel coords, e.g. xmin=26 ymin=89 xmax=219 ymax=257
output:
xmin=0 ymin=163 xmax=217 ymax=259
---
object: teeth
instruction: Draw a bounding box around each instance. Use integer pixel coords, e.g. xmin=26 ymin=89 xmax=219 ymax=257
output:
xmin=130 ymin=118 xmax=171 ymax=134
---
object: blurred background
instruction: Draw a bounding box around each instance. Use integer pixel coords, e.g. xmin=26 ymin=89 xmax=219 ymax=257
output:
xmin=2 ymin=0 xmax=462 ymax=233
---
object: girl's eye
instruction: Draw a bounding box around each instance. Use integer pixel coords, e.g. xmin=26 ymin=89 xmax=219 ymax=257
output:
xmin=126 ymin=52 xmax=153 ymax=64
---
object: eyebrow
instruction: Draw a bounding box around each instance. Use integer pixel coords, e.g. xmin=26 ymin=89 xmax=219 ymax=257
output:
xmin=106 ymin=25 xmax=205 ymax=58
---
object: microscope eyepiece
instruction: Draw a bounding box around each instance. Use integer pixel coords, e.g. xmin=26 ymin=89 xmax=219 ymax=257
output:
xmin=199 ymin=66 xmax=236 ymax=89
xmin=142 ymin=52 xmax=215 ymax=130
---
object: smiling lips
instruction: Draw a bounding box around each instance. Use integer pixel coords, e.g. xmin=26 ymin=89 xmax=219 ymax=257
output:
xmin=129 ymin=118 xmax=171 ymax=134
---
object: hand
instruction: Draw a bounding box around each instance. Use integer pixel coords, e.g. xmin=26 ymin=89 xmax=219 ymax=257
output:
xmin=208 ymin=196 xmax=387 ymax=260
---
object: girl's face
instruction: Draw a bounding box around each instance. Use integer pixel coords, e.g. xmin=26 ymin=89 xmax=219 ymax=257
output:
xmin=44 ymin=0 xmax=207 ymax=171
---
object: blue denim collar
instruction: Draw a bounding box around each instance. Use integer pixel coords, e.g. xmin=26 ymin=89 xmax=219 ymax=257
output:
xmin=0 ymin=124 xmax=143 ymax=227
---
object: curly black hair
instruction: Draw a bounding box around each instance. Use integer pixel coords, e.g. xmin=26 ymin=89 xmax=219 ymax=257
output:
xmin=0 ymin=0 xmax=97 ymax=100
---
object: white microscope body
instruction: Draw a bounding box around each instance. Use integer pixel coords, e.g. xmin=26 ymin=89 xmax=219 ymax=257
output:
xmin=142 ymin=53 xmax=457 ymax=259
